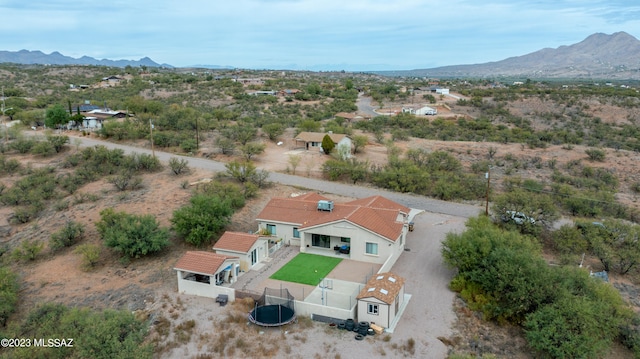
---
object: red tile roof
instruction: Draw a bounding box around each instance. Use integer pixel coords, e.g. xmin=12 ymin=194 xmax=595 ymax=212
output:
xmin=256 ymin=193 xmax=406 ymax=242
xmin=356 ymin=272 xmax=405 ymax=304
xmin=174 ymin=251 xmax=237 ymax=275
xmin=213 ymin=231 xmax=260 ymax=253
xmin=345 ymin=196 xmax=410 ymax=214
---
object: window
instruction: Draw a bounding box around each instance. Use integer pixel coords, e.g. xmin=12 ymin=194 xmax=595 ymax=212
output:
xmin=365 ymin=242 xmax=378 ymax=255
xmin=367 ymin=303 xmax=379 ymax=315
xmin=293 ymin=227 xmax=300 ymax=238
xmin=311 ymin=234 xmax=330 ymax=248
xmin=266 ymin=224 xmax=276 ymax=235
xmin=340 ymin=237 xmax=350 ymax=243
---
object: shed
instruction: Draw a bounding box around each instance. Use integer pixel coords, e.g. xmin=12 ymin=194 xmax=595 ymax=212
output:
xmin=356 ymin=272 xmax=406 ymax=329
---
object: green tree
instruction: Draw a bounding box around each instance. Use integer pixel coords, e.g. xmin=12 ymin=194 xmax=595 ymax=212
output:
xmin=225 ymin=160 xmax=256 ymax=183
xmin=44 ymin=104 xmax=69 ymax=129
xmin=321 ymin=134 xmax=335 ymax=155
xmin=46 ymin=134 xmax=70 ymax=153
xmin=587 ymin=219 xmax=640 ymax=274
xmin=96 ymin=208 xmax=169 ymax=259
xmin=171 ymin=194 xmax=235 ymax=246
xmin=288 ymin=154 xmax=302 ymax=175
xmin=262 ymin=123 xmax=284 ymax=141
xmin=240 ymin=142 xmax=266 ymax=160
xmin=352 ymin=134 xmax=368 ymax=154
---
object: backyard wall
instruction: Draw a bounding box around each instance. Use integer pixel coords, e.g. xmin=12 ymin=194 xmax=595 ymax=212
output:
xmin=176 ymin=272 xmax=236 ymax=301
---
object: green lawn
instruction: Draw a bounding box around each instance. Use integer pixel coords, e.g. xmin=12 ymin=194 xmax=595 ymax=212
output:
xmin=270 ymin=253 xmax=342 ymax=286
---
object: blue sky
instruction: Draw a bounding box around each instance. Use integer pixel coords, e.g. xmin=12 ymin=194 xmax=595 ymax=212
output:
xmin=2 ymin=0 xmax=640 ymax=71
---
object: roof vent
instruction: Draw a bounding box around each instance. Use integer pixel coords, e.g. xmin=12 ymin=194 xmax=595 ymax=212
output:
xmin=317 ymin=200 xmax=334 ymax=212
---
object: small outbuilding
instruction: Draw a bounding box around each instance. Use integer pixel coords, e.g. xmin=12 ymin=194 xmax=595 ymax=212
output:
xmin=356 ymin=272 xmax=406 ymax=329
xmin=174 ymin=251 xmax=239 ymax=300
xmin=213 ymin=231 xmax=269 ymax=272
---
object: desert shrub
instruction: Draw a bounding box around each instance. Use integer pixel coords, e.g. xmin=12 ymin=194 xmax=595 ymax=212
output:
xmin=2 ymin=303 xmax=152 ymax=358
xmin=0 ymin=155 xmax=21 ymax=174
xmin=585 ymin=148 xmax=606 ymax=161
xmin=11 ymin=239 xmax=44 ymax=261
xmin=444 ymin=216 xmax=634 ymax=358
xmin=9 ymin=138 xmax=36 ymax=153
xmin=46 ymin=134 xmax=69 ymax=153
xmin=180 ymin=139 xmax=198 ymax=153
xmin=74 ymin=244 xmax=101 ymax=270
xmin=169 ymin=157 xmax=189 ymax=175
xmin=125 ymin=152 xmax=162 ymax=172
xmin=30 ymin=141 xmax=56 ymax=157
xmin=11 ymin=204 xmax=42 ymax=223
xmin=50 ymin=221 xmax=85 ymax=251
xmin=0 ymin=266 xmax=19 ymax=326
xmin=96 ymin=208 xmax=169 ymax=259
xmin=108 ymin=171 xmax=142 ymax=191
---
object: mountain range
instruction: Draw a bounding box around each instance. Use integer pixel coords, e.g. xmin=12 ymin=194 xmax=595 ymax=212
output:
xmin=0 ymin=50 xmax=170 ymax=68
xmin=376 ymin=32 xmax=640 ymax=79
xmin=2 ymin=32 xmax=640 ymax=79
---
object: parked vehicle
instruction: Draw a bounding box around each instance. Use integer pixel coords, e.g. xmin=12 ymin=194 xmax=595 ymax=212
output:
xmin=501 ymin=211 xmax=535 ymax=225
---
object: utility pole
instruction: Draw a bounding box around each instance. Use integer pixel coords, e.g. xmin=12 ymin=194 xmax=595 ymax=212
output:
xmin=195 ymin=117 xmax=199 ymax=150
xmin=485 ymin=167 xmax=491 ymax=216
xmin=149 ymin=119 xmax=155 ymax=157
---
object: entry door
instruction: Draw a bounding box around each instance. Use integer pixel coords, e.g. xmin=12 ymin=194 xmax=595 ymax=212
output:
xmin=251 ymin=248 xmax=257 ymax=266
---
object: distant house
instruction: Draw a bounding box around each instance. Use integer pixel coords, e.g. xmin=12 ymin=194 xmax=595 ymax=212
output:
xmin=334 ymin=112 xmax=363 ymax=122
xmin=102 ymin=75 xmax=121 ymax=81
xmin=294 ymin=131 xmax=352 ymax=153
xmin=174 ymin=251 xmax=239 ymax=300
xmin=402 ymin=106 xmax=437 ymax=116
xmin=255 ymin=193 xmax=409 ymax=267
xmin=356 ymin=272 xmax=406 ymax=329
xmin=247 ymin=90 xmax=277 ymax=96
xmin=86 ymin=109 xmax=127 ymax=121
xmin=279 ymin=89 xmax=301 ymax=96
xmin=213 ymin=231 xmax=269 ymax=272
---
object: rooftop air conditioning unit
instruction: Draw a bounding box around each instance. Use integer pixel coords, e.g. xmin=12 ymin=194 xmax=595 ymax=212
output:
xmin=317 ymin=200 xmax=334 ymax=212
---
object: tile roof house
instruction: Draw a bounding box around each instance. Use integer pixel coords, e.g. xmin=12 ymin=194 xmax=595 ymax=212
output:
xmin=356 ymin=272 xmax=406 ymax=328
xmin=256 ymin=193 xmax=409 ymax=266
xmin=213 ymin=231 xmax=269 ymax=272
xmin=174 ymin=251 xmax=239 ymax=300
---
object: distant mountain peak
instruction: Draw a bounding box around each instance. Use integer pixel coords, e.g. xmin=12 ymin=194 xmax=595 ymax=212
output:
xmin=0 ymin=50 xmax=169 ymax=68
xmin=376 ymin=32 xmax=640 ymax=79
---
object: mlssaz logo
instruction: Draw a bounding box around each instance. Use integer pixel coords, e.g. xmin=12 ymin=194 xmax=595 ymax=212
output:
xmin=35 ymin=338 xmax=74 ymax=347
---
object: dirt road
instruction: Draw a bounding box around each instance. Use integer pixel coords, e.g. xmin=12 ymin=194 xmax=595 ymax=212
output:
xmin=66 ymin=135 xmax=483 ymax=218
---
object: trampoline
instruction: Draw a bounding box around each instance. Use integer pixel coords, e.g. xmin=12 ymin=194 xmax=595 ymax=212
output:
xmin=248 ymin=287 xmax=296 ymax=327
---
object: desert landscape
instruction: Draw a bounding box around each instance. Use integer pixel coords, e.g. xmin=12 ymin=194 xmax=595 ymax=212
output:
xmin=2 ymin=63 xmax=640 ymax=359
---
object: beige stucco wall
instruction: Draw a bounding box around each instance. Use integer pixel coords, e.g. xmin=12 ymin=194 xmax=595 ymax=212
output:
xmin=175 ymin=270 xmax=236 ymax=301
xmin=357 ymin=297 xmax=391 ymax=328
xmin=300 ymin=221 xmax=403 ymax=264
xmin=257 ymin=221 xmax=301 ymax=247
xmin=215 ymin=239 xmax=269 ymax=272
